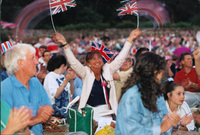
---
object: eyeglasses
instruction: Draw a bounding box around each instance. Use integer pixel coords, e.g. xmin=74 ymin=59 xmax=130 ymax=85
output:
xmin=125 ymin=58 xmax=132 ymax=62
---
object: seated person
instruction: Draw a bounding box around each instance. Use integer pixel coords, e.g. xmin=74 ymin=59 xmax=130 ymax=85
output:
xmin=163 ymin=81 xmax=194 ymax=131
xmin=113 ymin=56 xmax=134 ymax=102
xmin=37 ymin=50 xmax=52 ymax=74
xmin=174 ymin=52 xmax=200 ymax=107
xmin=165 ymin=56 xmax=175 ymax=78
xmin=43 ymin=55 xmax=75 ymax=118
xmin=66 ymin=67 xmax=83 ymax=99
xmin=1 ymin=44 xmax=54 ymax=135
xmin=135 ymin=47 xmax=149 ymax=60
xmin=36 ymin=50 xmax=52 ymax=84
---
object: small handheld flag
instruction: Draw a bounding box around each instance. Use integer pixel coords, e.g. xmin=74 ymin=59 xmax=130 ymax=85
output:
xmin=49 ymin=0 xmax=77 ymax=32
xmin=0 ymin=21 xmax=16 ymax=29
xmin=117 ymin=2 xmax=138 ymax=16
xmin=50 ymin=0 xmax=77 ymax=15
xmin=117 ymin=1 xmax=139 ymax=28
xmin=90 ymin=42 xmax=114 ymax=63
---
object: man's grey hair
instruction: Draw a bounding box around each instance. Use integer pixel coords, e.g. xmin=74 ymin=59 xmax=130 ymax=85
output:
xmin=4 ymin=43 xmax=36 ymax=75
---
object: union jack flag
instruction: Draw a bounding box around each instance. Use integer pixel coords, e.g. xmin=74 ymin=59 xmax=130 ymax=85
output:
xmin=117 ymin=2 xmax=138 ymax=16
xmin=50 ymin=0 xmax=77 ymax=15
xmin=1 ymin=41 xmax=13 ymax=54
xmin=0 ymin=21 xmax=16 ymax=29
xmin=90 ymin=41 xmax=114 ymax=63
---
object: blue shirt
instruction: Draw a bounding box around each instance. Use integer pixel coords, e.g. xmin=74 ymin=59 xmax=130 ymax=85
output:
xmin=115 ymin=85 xmax=172 ymax=135
xmin=1 ymin=75 xmax=52 ymax=135
xmin=72 ymin=77 xmax=83 ymax=98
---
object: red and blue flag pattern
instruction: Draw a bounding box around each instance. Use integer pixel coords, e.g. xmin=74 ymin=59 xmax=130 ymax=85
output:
xmin=90 ymin=41 xmax=114 ymax=63
xmin=1 ymin=41 xmax=13 ymax=54
xmin=50 ymin=0 xmax=77 ymax=15
xmin=0 ymin=21 xmax=16 ymax=29
xmin=117 ymin=2 xmax=138 ymax=16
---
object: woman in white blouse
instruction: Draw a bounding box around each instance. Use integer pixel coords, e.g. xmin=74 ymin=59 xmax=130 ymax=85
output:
xmin=163 ymin=81 xmax=195 ymax=131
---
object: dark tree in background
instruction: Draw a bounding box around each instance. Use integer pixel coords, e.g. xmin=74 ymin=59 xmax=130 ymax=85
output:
xmin=1 ymin=0 xmax=200 ymax=29
xmin=163 ymin=0 xmax=200 ymax=25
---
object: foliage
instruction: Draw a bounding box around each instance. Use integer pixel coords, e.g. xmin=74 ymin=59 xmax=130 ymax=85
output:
xmin=170 ymin=22 xmax=192 ymax=28
xmin=140 ymin=21 xmax=153 ymax=28
xmin=57 ymin=22 xmax=110 ymax=30
xmin=1 ymin=0 xmax=200 ymax=29
xmin=116 ymin=20 xmax=136 ymax=28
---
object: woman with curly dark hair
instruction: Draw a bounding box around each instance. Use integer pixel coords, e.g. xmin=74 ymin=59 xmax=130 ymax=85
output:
xmin=115 ymin=52 xmax=180 ymax=135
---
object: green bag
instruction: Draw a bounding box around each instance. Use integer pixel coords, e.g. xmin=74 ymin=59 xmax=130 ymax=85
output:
xmin=67 ymin=107 xmax=94 ymax=135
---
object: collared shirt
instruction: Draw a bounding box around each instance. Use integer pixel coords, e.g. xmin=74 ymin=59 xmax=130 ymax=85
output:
xmin=115 ymin=85 xmax=172 ymax=135
xmin=174 ymin=68 xmax=199 ymax=92
xmin=165 ymin=101 xmax=195 ymax=131
xmin=1 ymin=75 xmax=52 ymax=135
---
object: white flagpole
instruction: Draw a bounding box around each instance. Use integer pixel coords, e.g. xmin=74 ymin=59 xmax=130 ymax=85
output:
xmin=149 ymin=40 xmax=152 ymax=51
xmin=48 ymin=0 xmax=57 ymax=32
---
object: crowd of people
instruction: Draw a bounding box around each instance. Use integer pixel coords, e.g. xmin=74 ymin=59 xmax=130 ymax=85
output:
xmin=1 ymin=28 xmax=200 ymax=135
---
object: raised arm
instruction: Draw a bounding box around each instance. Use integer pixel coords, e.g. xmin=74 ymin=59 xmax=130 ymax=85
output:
xmin=52 ymin=32 xmax=86 ymax=78
xmin=52 ymin=32 xmax=67 ymax=45
xmin=193 ymin=49 xmax=200 ymax=80
xmin=109 ymin=28 xmax=142 ymax=74
xmin=55 ymin=74 xmax=74 ymax=99
xmin=127 ymin=28 xmax=143 ymax=43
